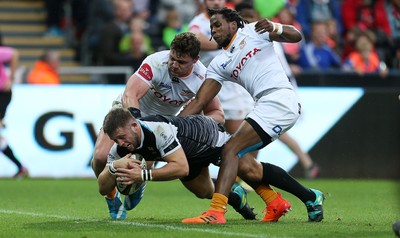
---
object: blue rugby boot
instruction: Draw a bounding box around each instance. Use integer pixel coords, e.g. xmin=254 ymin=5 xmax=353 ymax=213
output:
xmin=306 ymin=188 xmax=325 ymax=222
xmin=105 ymin=190 xmax=126 ymax=220
xmin=124 ymin=182 xmax=146 ymax=210
xmin=233 ymin=185 xmax=257 ymax=220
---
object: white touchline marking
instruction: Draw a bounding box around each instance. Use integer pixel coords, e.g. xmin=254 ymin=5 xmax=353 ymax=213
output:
xmin=0 ymin=209 xmax=286 ymax=238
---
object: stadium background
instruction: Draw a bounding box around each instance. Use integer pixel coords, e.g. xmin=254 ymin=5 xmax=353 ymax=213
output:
xmin=1 ymin=85 xmax=398 ymax=179
xmin=0 ymin=0 xmax=399 ymax=179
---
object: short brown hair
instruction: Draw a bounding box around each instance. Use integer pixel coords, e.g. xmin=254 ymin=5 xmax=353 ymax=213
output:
xmin=170 ymin=32 xmax=200 ymax=59
xmin=103 ymin=107 xmax=133 ymax=138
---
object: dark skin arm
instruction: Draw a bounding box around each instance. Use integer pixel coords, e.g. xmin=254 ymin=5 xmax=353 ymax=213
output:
xmin=254 ymin=18 xmax=302 ymax=43
xmin=178 ymin=79 xmax=222 ymax=117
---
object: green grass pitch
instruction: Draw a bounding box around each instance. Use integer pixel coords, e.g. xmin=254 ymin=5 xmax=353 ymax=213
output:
xmin=0 ymin=178 xmax=398 ymax=238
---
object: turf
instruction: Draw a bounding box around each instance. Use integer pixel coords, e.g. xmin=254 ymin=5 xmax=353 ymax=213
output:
xmin=0 ymin=178 xmax=398 ymax=238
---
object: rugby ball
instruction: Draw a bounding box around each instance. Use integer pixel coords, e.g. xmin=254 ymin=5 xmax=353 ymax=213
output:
xmin=116 ymin=158 xmax=147 ymax=195
xmin=116 ymin=178 xmax=143 ymax=195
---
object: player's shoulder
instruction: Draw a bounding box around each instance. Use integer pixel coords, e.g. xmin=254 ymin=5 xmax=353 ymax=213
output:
xmin=142 ymin=120 xmax=178 ymax=145
xmin=241 ymin=22 xmax=270 ymax=40
xmin=192 ymin=60 xmax=207 ymax=81
xmin=137 ymin=51 xmax=169 ymax=81
xmin=146 ymin=50 xmax=169 ymax=65
xmin=240 ymin=23 xmax=258 ymax=35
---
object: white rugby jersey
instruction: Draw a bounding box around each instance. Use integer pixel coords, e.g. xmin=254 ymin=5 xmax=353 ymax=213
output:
xmin=189 ymin=13 xmax=221 ymax=67
xmin=207 ymin=22 xmax=294 ymax=100
xmin=134 ymin=50 xmax=206 ymax=116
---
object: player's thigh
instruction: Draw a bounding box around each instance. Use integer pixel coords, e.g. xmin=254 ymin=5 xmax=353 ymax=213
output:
xmin=181 ymin=166 xmax=214 ymax=199
xmin=249 ymin=88 xmax=300 ymax=142
xmin=224 ymin=120 xmax=262 ymax=156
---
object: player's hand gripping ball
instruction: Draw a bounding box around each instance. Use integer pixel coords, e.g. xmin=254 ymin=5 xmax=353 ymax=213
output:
xmin=116 ymin=158 xmax=146 ymax=195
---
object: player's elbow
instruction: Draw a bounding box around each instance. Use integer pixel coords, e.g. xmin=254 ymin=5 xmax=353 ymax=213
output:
xmin=289 ymin=28 xmax=303 ymax=42
xmin=293 ymin=33 xmax=302 ymax=43
xmin=177 ymin=162 xmax=190 ymax=178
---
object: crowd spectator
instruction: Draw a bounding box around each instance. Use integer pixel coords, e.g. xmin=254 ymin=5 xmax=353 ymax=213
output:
xmin=119 ymin=16 xmax=153 ymax=56
xmin=44 ymin=0 xmax=89 ymax=39
xmin=27 ymin=50 xmax=61 ymax=84
xmin=131 ymin=0 xmax=151 ymax=21
xmin=84 ymin=0 xmax=115 ymax=64
xmin=342 ymin=30 xmax=389 ymax=77
xmin=341 ymin=27 xmax=364 ymax=61
xmin=272 ymin=6 xmax=304 ymax=75
xmin=296 ymin=0 xmax=343 ymax=42
xmin=297 ymin=21 xmax=342 ymax=70
xmin=99 ymin=0 xmax=134 ymax=84
xmin=383 ymin=0 xmax=400 ymax=68
xmin=341 ymin=0 xmax=391 ymax=65
xmin=162 ymin=7 xmax=189 ymax=47
xmin=157 ymin=0 xmax=199 ymax=25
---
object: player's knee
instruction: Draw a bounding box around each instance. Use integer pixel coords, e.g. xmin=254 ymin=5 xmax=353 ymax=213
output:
xmin=221 ymin=145 xmax=239 ymax=160
xmin=98 ymin=182 xmax=112 ymax=196
xmin=194 ymin=189 xmax=213 ymax=199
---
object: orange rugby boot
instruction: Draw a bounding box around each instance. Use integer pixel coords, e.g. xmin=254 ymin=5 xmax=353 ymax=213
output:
xmin=182 ymin=210 xmax=226 ymax=224
xmin=261 ymin=192 xmax=291 ymax=222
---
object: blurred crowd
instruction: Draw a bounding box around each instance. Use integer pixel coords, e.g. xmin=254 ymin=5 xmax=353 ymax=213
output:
xmin=41 ymin=0 xmax=400 ymax=82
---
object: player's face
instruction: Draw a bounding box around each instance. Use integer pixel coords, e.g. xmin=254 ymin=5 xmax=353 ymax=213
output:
xmin=168 ymin=50 xmax=197 ymax=77
xmin=210 ymin=14 xmax=236 ymax=48
xmin=112 ymin=122 xmax=140 ymax=152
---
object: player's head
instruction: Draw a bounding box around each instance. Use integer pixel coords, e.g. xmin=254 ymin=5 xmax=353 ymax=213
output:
xmin=208 ymin=8 xmax=247 ymax=48
xmin=169 ymin=32 xmax=200 ymax=77
xmin=235 ymin=2 xmax=261 ymax=23
xmin=103 ymin=107 xmax=140 ymax=152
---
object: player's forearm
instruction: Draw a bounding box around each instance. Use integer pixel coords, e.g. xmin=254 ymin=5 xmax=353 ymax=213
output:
xmin=121 ymin=92 xmax=140 ymax=109
xmin=150 ymin=161 xmax=189 ymax=181
xmin=203 ymin=96 xmax=225 ymax=124
xmin=204 ymin=109 xmax=224 ymax=124
xmin=275 ymin=24 xmax=302 ymax=43
xmin=178 ymin=98 xmax=207 ymax=117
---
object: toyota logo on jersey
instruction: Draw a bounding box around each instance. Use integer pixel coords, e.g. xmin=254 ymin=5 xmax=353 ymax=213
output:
xmin=231 ymin=48 xmax=261 ymax=80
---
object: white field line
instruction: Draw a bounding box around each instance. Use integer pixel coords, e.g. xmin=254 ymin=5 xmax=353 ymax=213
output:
xmin=0 ymin=209 xmax=286 ymax=238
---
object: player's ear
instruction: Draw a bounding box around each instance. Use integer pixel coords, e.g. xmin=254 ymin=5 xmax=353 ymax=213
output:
xmin=193 ymin=55 xmax=200 ymax=63
xmin=231 ymin=21 xmax=237 ymax=29
xmin=131 ymin=120 xmax=140 ymax=132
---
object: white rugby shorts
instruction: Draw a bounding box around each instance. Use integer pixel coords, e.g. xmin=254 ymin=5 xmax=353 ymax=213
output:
xmin=247 ymin=88 xmax=300 ymax=141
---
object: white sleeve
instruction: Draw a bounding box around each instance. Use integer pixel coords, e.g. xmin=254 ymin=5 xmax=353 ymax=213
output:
xmin=134 ymin=54 xmax=158 ymax=87
xmin=107 ymin=143 xmax=140 ymax=162
xmin=206 ymin=61 xmax=225 ymax=85
xmin=153 ymin=123 xmax=182 ymax=158
xmin=107 ymin=143 xmax=121 ymax=163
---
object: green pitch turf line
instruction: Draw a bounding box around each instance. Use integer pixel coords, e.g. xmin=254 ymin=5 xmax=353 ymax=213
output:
xmin=0 ymin=209 xmax=279 ymax=238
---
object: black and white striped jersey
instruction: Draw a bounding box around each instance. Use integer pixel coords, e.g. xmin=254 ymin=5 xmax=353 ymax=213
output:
xmin=108 ymin=115 xmax=230 ymax=164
